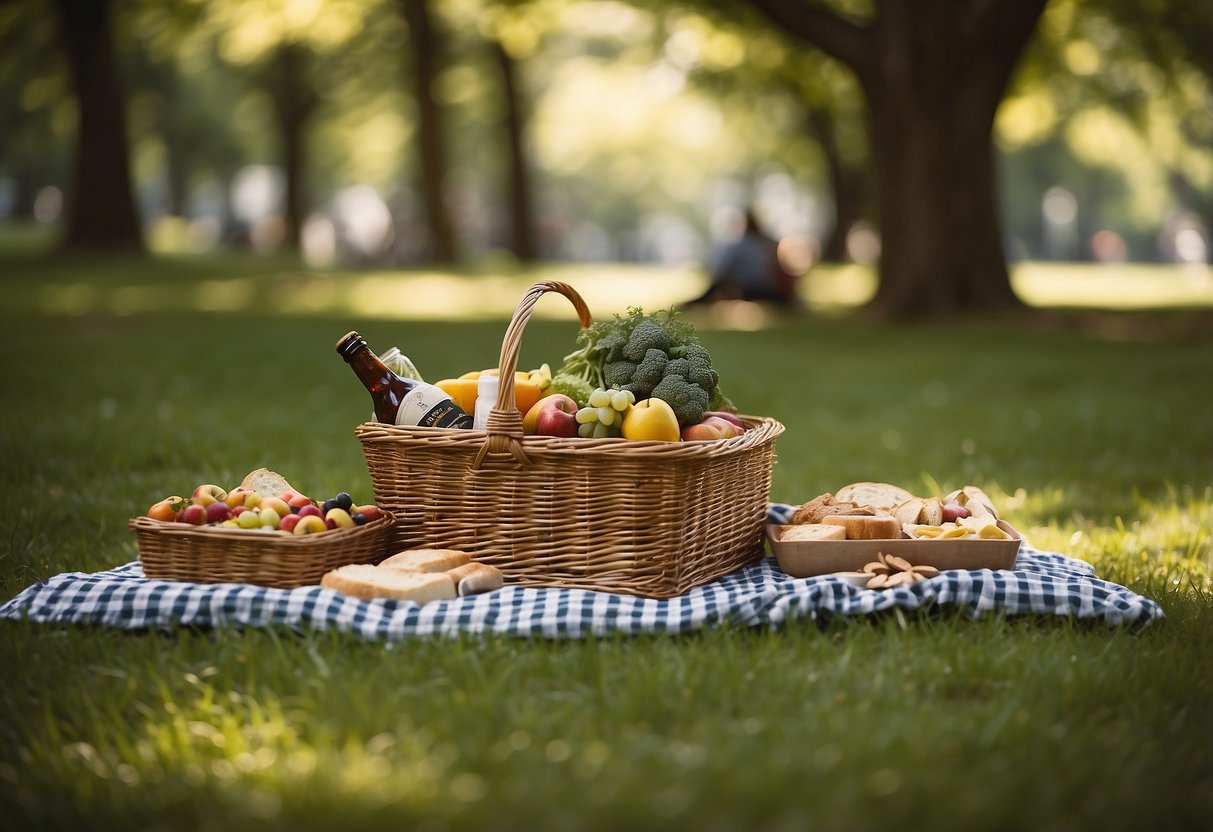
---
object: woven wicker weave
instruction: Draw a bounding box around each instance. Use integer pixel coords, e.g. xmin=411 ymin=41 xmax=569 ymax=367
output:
xmin=131 ymin=512 xmax=394 ymax=588
xmin=356 ymin=281 xmax=785 ymax=598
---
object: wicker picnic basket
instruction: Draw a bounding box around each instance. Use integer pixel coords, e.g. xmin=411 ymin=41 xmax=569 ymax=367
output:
xmin=354 ymin=281 xmax=785 ymax=598
xmin=130 ymin=512 xmax=395 ymax=588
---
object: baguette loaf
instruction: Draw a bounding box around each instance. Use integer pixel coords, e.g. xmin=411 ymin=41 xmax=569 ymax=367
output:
xmin=821 ymin=513 xmax=901 ymax=540
xmin=321 ymin=565 xmax=456 ymax=603
xmin=781 ymin=523 xmax=847 ymax=542
xmin=446 ymin=562 xmax=505 ymax=596
xmin=380 ymin=549 xmax=472 ymax=572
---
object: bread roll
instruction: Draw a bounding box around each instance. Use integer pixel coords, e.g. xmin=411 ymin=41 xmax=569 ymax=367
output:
xmin=781 ymin=523 xmax=847 ymax=542
xmin=321 ymin=565 xmax=456 ymax=603
xmin=892 ymin=499 xmax=925 ymax=526
xmin=380 ymin=549 xmax=472 ymax=572
xmin=821 ymin=514 xmax=901 ymax=540
xmin=834 ymin=482 xmax=915 ymax=511
xmin=447 ymin=562 xmax=505 ymax=596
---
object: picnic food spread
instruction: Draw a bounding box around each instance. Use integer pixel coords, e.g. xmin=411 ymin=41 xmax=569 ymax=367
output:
xmin=769 ymin=481 xmax=1021 ymax=582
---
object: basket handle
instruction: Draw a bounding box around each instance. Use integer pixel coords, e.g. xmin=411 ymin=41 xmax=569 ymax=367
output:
xmin=473 ymin=281 xmax=594 ymax=469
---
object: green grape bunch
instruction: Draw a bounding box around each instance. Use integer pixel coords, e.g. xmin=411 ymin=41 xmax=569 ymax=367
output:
xmin=574 ymin=388 xmax=636 ymax=438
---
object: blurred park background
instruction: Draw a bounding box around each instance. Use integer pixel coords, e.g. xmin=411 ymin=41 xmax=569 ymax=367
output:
xmin=1 ymin=0 xmax=1210 ymax=321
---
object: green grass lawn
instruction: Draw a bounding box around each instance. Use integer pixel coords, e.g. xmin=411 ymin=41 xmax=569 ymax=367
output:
xmin=1 ymin=251 xmax=1211 ymax=830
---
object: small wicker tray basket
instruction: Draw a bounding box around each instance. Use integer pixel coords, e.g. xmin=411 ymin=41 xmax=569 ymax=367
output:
xmin=130 ymin=512 xmax=395 ymax=588
xmin=355 ymin=281 xmax=785 ymax=598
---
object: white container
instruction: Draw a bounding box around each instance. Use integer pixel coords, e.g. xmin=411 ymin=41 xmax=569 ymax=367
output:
xmin=474 ymin=373 xmax=500 ymax=431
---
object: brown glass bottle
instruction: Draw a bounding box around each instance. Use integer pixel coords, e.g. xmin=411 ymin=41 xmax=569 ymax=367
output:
xmin=336 ymin=331 xmax=472 ymax=429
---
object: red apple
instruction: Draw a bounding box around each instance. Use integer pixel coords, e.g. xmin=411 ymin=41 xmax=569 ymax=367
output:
xmin=681 ymin=418 xmax=735 ymax=441
xmin=528 ymin=394 xmax=580 ymax=437
xmin=703 ymin=411 xmax=745 ymax=432
xmin=279 ymin=514 xmax=302 ymax=534
xmin=297 ymin=504 xmax=322 ymax=519
xmin=178 ymin=504 xmax=208 ymax=525
xmin=191 ymin=484 xmax=228 ymax=507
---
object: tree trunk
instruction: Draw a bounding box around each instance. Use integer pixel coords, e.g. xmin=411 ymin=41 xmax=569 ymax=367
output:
xmin=271 ymin=44 xmax=316 ymax=250
xmin=402 ymin=0 xmax=458 ymax=263
xmin=53 ymin=0 xmax=143 ymax=252
xmin=744 ymin=0 xmax=1047 ymax=319
xmin=861 ymin=2 xmax=1032 ymax=317
xmin=493 ymin=38 xmax=536 ymax=261
xmin=805 ymin=107 xmax=866 ymax=263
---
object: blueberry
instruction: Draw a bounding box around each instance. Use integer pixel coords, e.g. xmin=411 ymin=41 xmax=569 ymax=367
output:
xmin=335 ymin=492 xmax=354 ymax=512
xmin=352 ymin=512 xmax=368 ymax=525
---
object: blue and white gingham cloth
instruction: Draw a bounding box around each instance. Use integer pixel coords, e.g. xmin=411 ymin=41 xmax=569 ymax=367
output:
xmin=0 ymin=504 xmax=1162 ymax=637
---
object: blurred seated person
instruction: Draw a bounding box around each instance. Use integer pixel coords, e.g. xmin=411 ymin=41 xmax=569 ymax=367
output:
xmin=681 ymin=208 xmax=802 ymax=308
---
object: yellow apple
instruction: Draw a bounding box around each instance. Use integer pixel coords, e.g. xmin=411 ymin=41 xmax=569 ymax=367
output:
xmin=621 ymin=398 xmax=681 ymax=442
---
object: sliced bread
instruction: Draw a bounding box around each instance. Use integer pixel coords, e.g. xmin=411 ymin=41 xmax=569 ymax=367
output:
xmin=821 ymin=513 xmax=901 ymax=540
xmin=781 ymin=523 xmax=847 ymax=542
xmin=380 ymin=549 xmax=472 ymax=573
xmin=321 ymin=565 xmax=456 ymax=603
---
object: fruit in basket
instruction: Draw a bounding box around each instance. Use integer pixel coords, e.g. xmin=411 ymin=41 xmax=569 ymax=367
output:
xmin=205 ymin=502 xmax=233 ymax=524
xmin=294 ymin=515 xmax=328 ymax=535
xmin=524 ymin=394 xmax=580 ymax=437
xmin=356 ymin=505 xmax=384 ymax=523
xmin=259 ymin=507 xmax=282 ymax=529
xmin=178 ymin=504 xmax=208 ymax=525
xmin=297 ymin=504 xmax=323 ymax=519
xmin=259 ymin=496 xmax=291 ymax=518
xmin=147 ymin=496 xmax=186 ymax=522
xmin=621 ymin=398 xmax=680 ymax=442
xmin=703 ymin=411 xmax=745 ymax=433
xmin=279 ymin=514 xmax=302 ymax=533
xmin=325 ymin=508 xmax=356 ymax=529
xmin=438 ymin=371 xmax=543 ymax=417
xmin=236 ymin=509 xmax=263 ymax=530
xmin=680 ymin=415 xmax=742 ymax=441
xmin=191 ymin=484 xmax=228 ymax=507
xmin=573 ymin=387 xmax=634 ymax=438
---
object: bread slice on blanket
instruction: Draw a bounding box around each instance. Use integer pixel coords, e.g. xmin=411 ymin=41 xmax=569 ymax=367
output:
xmin=321 ymin=565 xmax=456 ymax=603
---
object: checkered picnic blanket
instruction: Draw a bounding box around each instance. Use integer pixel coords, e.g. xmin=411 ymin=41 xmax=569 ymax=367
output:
xmin=0 ymin=505 xmax=1162 ymax=637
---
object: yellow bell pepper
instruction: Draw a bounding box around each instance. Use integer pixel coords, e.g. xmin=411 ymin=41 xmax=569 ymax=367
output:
xmin=437 ymin=370 xmax=543 ymax=418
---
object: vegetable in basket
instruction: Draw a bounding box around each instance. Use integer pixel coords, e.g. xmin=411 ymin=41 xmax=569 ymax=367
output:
xmin=551 ymin=307 xmax=731 ymax=424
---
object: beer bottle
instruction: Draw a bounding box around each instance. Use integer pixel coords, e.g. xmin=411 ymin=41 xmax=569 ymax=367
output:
xmin=336 ymin=331 xmax=473 ymax=429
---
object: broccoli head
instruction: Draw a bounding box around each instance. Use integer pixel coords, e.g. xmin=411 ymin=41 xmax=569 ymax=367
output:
xmin=683 ymin=345 xmax=719 ymax=393
xmin=621 ymin=320 xmax=673 ymax=362
xmin=650 ymin=374 xmax=710 ymax=426
xmin=603 ymin=359 xmax=638 ymax=389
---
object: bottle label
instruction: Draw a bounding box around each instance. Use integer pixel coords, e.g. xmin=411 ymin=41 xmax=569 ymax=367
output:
xmin=396 ymin=384 xmax=473 ymax=429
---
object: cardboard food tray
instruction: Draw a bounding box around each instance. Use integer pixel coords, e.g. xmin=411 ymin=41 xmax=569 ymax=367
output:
xmin=766 ymin=520 xmax=1022 ymax=578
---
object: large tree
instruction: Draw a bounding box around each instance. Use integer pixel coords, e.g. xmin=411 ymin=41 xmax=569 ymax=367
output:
xmin=742 ymin=0 xmax=1047 ymax=318
xmin=51 ymin=0 xmax=143 ymax=251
